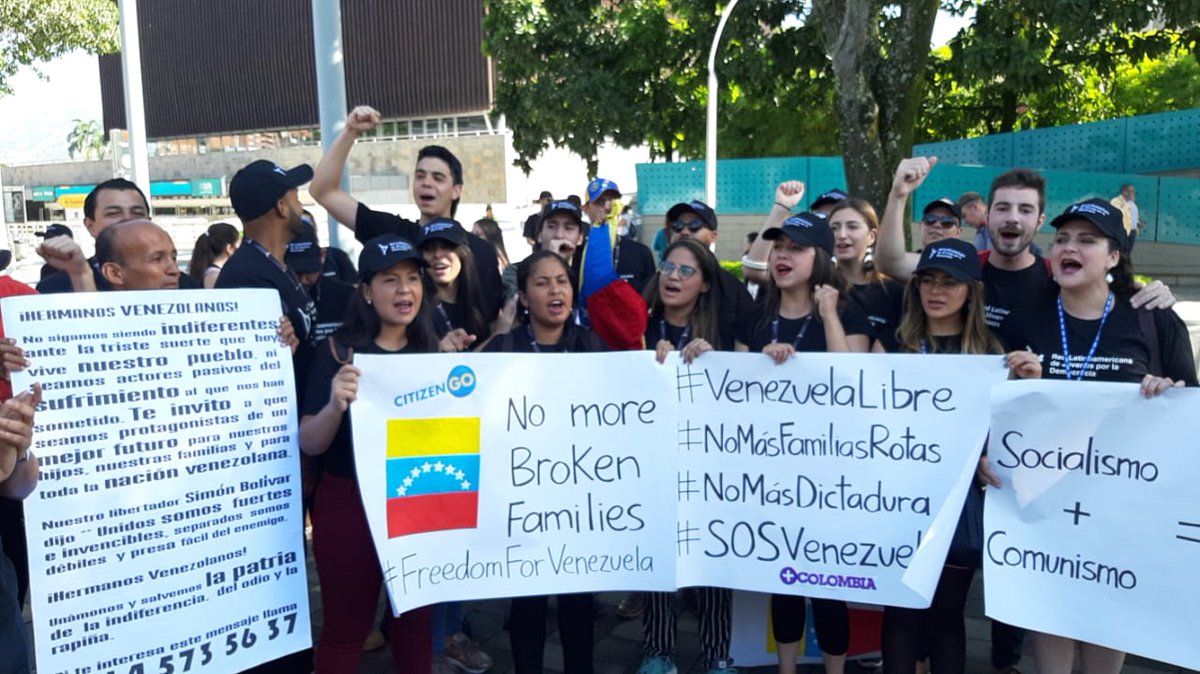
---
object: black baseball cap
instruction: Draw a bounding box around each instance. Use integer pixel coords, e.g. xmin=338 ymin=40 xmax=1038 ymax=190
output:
xmin=229 ymin=160 xmax=314 ymax=221
xmin=358 ymin=235 xmax=427 ymax=281
xmin=666 ymin=200 xmax=718 ymax=231
xmin=922 ymin=197 xmax=961 ymax=220
xmin=284 ymin=225 xmax=322 ymax=274
xmin=35 ymin=223 xmax=73 ymax=240
xmin=543 ymin=200 xmax=583 ymax=226
xmin=761 ymin=213 xmax=834 ymax=255
xmin=419 ymin=217 xmax=468 ymax=248
xmin=1049 ymin=198 xmax=1129 ymax=251
xmin=810 ymin=189 xmax=849 ymax=211
xmin=915 ymin=238 xmax=980 ymax=281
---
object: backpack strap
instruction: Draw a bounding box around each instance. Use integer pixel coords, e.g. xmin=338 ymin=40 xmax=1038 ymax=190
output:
xmin=1137 ymin=309 xmax=1162 ymax=376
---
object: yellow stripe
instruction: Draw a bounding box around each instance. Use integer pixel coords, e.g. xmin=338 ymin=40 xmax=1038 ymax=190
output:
xmin=386 ymin=417 xmax=480 ymax=458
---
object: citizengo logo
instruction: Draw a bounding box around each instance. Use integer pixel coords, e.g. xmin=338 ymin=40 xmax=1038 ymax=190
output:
xmin=447 ymin=365 xmax=476 ymax=398
xmin=778 ymin=566 xmax=878 ymax=591
xmin=393 ymin=365 xmax=478 ymax=407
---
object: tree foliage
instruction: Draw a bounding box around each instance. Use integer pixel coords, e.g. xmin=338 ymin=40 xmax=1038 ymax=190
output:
xmin=0 ymin=0 xmax=119 ymax=96
xmin=66 ymin=118 xmax=107 ymax=160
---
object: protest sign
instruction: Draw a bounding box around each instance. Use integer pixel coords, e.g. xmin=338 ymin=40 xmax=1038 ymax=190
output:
xmin=353 ymin=350 xmax=1005 ymax=614
xmin=352 ymin=351 xmax=679 ymax=615
xmin=674 ymin=352 xmax=1006 ymax=607
xmin=985 ymin=381 xmax=1200 ymax=670
xmin=4 ymin=289 xmax=311 ymax=674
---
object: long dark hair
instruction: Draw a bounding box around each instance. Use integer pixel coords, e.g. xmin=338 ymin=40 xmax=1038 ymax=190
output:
xmin=189 ymin=222 xmax=239 ymax=281
xmin=896 ymin=278 xmax=1003 ymax=354
xmin=757 ymin=243 xmax=847 ymax=332
xmin=515 ymin=250 xmax=575 ymax=325
xmin=425 ymin=241 xmax=491 ymax=341
xmin=473 ymin=218 xmax=509 ymax=269
xmin=643 ymin=238 xmax=721 ymax=346
xmin=333 ymin=263 xmax=440 ymax=353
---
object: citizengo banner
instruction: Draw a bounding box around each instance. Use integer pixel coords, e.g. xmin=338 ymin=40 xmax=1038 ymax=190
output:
xmin=985 ymin=380 xmax=1200 ymax=671
xmin=352 ymin=351 xmax=1007 ymax=615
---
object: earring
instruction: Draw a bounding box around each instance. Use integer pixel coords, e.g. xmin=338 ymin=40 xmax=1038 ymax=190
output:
xmin=366 ymin=298 xmax=373 ymax=305
xmin=1105 ymin=272 xmax=1114 ymax=284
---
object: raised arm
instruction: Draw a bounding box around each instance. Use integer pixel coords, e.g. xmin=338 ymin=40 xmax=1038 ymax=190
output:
xmin=309 ymin=105 xmax=383 ymax=230
xmin=875 ymin=157 xmax=937 ymax=282
xmin=743 ymin=181 xmax=805 ymax=284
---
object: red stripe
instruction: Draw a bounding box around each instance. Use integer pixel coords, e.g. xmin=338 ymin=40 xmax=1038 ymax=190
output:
xmin=387 ymin=491 xmax=479 ymax=537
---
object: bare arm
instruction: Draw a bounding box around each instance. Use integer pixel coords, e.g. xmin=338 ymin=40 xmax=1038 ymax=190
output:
xmin=743 ymin=181 xmax=805 ymax=284
xmin=0 ymin=385 xmax=40 ymax=500
xmin=309 ymin=105 xmax=383 ymax=230
xmin=875 ymin=157 xmax=938 ymax=282
xmin=299 ymin=364 xmax=360 ymax=456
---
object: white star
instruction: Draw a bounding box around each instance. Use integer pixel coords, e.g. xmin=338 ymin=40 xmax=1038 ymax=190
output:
xmin=444 ymin=463 xmax=457 ymax=475
xmin=461 ymin=481 xmax=471 ymax=490
xmin=410 ymin=467 xmax=421 ymax=478
xmin=434 ymin=461 xmax=445 ymax=472
xmin=421 ymin=462 xmax=432 ymax=473
xmin=402 ymin=476 xmax=413 ymax=487
xmin=396 ymin=486 xmax=406 ymax=496
xmin=454 ymin=470 xmax=465 ymax=481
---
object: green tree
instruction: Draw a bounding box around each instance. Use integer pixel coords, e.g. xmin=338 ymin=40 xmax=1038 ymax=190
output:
xmin=66 ymin=118 xmax=107 ymax=160
xmin=0 ymin=0 xmax=119 ymax=96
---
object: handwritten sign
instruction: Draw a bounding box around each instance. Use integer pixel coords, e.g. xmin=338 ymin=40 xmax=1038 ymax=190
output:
xmin=352 ymin=351 xmax=679 ymax=615
xmin=3 ymin=289 xmax=311 ymax=674
xmin=985 ymin=381 xmax=1200 ymax=670
xmin=353 ymin=351 xmax=1005 ymax=614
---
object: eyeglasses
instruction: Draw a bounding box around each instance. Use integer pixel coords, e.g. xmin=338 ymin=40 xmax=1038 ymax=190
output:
xmin=917 ymin=275 xmax=965 ymax=291
xmin=922 ymin=215 xmax=960 ymax=229
xmin=660 ymin=260 xmax=698 ymax=279
xmin=671 ymin=219 xmax=709 ymax=233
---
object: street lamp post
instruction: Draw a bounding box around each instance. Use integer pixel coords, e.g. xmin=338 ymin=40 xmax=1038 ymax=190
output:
xmin=705 ymin=0 xmax=742 ymax=209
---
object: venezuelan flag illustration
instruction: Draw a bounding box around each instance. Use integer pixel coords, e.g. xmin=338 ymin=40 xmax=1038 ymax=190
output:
xmin=385 ymin=417 xmax=481 ymax=537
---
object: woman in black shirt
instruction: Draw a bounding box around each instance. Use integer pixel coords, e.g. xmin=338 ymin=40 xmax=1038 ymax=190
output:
xmin=827 ymin=198 xmax=906 ymax=351
xmin=417 ymin=218 xmax=504 ymax=352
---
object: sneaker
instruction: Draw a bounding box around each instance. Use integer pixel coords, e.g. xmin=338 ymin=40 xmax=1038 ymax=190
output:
xmin=432 ymin=655 xmax=459 ymax=674
xmin=362 ymin=629 xmax=385 ymax=652
xmin=616 ymin=592 xmax=648 ymax=619
xmin=638 ymin=656 xmax=678 ymax=674
xmin=443 ymin=632 xmax=492 ymax=673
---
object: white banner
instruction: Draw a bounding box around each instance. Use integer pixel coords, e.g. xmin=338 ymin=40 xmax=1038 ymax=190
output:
xmin=353 ymin=350 xmax=1005 ymax=614
xmin=985 ymin=380 xmax=1200 ymax=670
xmin=3 ymin=289 xmax=311 ymax=674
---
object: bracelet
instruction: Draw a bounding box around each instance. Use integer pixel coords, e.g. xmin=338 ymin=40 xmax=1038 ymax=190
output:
xmin=774 ymin=201 xmax=791 ymax=211
xmin=741 ymin=255 xmax=768 ymax=271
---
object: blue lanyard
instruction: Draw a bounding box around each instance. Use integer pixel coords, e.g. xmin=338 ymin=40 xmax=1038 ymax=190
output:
xmin=527 ymin=325 xmax=569 ymax=353
xmin=919 ymin=339 xmax=928 ymax=354
xmin=771 ymin=314 xmax=814 ymax=349
xmin=659 ymin=320 xmax=691 ymax=350
xmin=245 ymin=238 xmax=307 ymax=297
xmin=1057 ymin=292 xmax=1114 ymax=381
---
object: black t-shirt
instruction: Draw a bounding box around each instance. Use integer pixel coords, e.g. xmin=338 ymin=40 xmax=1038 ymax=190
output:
xmin=37 ymin=259 xmax=200 ymax=293
xmin=354 ymin=203 xmax=503 ymax=321
xmin=615 ymin=237 xmax=657 ymax=294
xmin=850 ymin=278 xmax=905 ymax=351
xmin=715 ymin=265 xmax=755 ymax=347
xmin=215 ymin=241 xmax=318 ymax=399
xmin=522 ymin=212 xmax=541 ymax=242
xmin=482 ymin=323 xmax=608 ymax=353
xmin=308 ymin=277 xmax=355 ymax=343
xmin=321 ymin=246 xmax=357 ymax=283
xmin=745 ymin=302 xmax=873 ymax=353
xmin=433 ymin=300 xmax=468 ymax=338
xmin=981 ymin=256 xmax=1051 ymax=350
xmin=302 ymin=340 xmax=414 ymax=478
xmin=1014 ymin=295 xmax=1198 ymax=384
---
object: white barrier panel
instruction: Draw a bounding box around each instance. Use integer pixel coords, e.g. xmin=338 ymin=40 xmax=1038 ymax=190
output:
xmin=4 ymin=289 xmax=311 ymax=674
xmin=352 ymin=350 xmax=1006 ymax=614
xmin=985 ymin=380 xmax=1200 ymax=670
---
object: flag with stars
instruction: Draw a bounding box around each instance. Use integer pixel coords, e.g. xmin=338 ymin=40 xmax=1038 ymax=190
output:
xmin=385 ymin=417 xmax=481 ymax=537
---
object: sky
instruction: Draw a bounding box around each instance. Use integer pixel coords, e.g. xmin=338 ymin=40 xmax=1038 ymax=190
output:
xmin=0 ymin=10 xmax=972 ymax=165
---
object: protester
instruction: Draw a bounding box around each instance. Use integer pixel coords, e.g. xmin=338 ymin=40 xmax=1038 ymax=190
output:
xmin=285 ymin=225 xmax=355 ymax=343
xmin=418 ymin=218 xmax=503 ymax=351
xmin=483 ymin=251 xmax=605 ymax=674
xmin=959 ymin=192 xmax=990 ymax=252
xmin=471 ymin=217 xmax=510 ymax=274
xmin=826 ymin=198 xmax=905 ymax=351
xmin=300 ymin=210 xmax=358 ymax=284
xmin=583 ymin=178 xmax=656 ymax=292
xmin=299 ymin=234 xmax=437 ymax=673
xmin=750 ymin=213 xmax=869 ymax=674
xmin=34 ymin=224 xmax=73 ymax=281
xmin=309 ymin=105 xmax=503 ymax=322
xmin=188 ymin=221 xmax=241 ymax=287
xmin=1109 ymin=184 xmax=1142 ymax=251
xmin=741 ymin=180 xmax=806 ymax=286
xmin=917 ymin=197 xmax=963 ymax=249
xmin=638 ymin=237 xmax=740 ymax=674
xmin=810 ymin=188 xmax=849 ymax=217
xmin=37 ymin=179 xmax=146 ymax=293
xmin=666 ymin=200 xmax=754 ymax=349
xmin=879 ymin=238 xmax=1040 ymax=674
xmin=979 ymin=199 xmax=1196 ymax=674
xmin=523 ymin=190 xmax=553 ymax=246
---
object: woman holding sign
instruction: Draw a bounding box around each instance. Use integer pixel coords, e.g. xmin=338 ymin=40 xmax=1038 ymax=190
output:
xmin=299 ymin=234 xmax=440 ymax=673
xmin=988 ymin=199 xmax=1196 ymax=674
xmin=482 ymin=250 xmax=606 ymax=674
xmin=637 ymin=237 xmax=742 ymax=674
xmin=877 ymin=238 xmax=1040 ymax=674
xmin=747 ymin=212 xmax=870 ymax=674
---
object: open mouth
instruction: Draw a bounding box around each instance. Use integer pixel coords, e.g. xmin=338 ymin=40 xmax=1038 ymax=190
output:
xmin=546 ymin=299 xmax=567 ymax=315
xmin=1058 ymin=258 xmax=1083 ymax=274
xmin=773 ymin=263 xmax=794 ymax=278
xmin=394 ymin=299 xmax=415 ymax=314
xmin=997 ymin=229 xmax=1022 ymax=243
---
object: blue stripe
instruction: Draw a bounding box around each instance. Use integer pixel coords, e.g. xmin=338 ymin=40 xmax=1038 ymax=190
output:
xmin=386 ymin=455 xmax=480 ymax=498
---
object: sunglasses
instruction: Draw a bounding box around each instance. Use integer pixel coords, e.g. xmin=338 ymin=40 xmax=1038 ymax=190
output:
xmin=660 ymin=260 xmax=699 ymax=279
xmin=917 ymin=274 xmax=965 ymax=291
xmin=671 ymin=219 xmax=710 ymax=233
xmin=922 ymin=214 xmax=959 ymax=229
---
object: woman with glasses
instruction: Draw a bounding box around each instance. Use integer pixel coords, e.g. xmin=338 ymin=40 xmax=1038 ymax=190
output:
xmin=876 ymin=238 xmax=1040 ymax=674
xmin=637 ymin=237 xmax=744 ymax=674
xmin=747 ymin=213 xmax=871 ymax=674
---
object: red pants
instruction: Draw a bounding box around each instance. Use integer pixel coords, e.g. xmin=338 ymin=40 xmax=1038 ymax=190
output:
xmin=312 ymin=473 xmax=432 ymax=673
